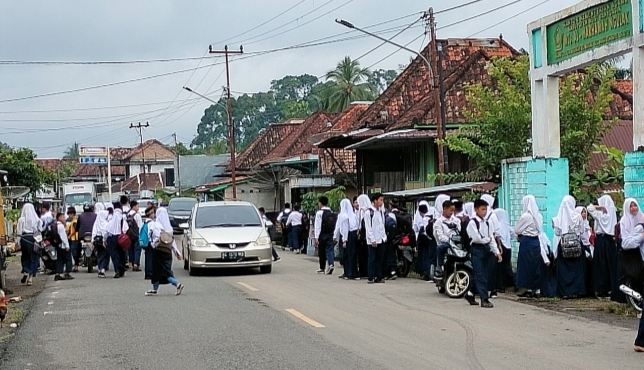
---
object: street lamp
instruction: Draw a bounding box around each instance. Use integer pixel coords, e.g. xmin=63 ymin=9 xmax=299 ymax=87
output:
xmin=183 ymin=86 xmax=237 ymax=200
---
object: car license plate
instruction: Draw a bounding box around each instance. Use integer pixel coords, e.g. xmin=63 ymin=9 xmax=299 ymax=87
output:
xmin=221 ymin=252 xmax=245 ymax=261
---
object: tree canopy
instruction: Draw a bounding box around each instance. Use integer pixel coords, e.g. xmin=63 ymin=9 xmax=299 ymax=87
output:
xmin=435 ymin=55 xmax=617 ymax=189
xmin=0 ymin=142 xmax=54 ymax=193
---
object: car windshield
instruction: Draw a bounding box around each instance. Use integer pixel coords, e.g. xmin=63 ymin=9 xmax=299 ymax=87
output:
xmin=195 ymin=205 xmax=262 ymax=228
xmin=65 ymin=193 xmax=92 ymax=205
xmin=169 ymin=199 xmax=197 ymax=212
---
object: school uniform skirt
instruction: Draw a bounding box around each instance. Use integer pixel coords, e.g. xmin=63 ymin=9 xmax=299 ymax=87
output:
xmin=556 ymin=246 xmax=586 ymax=297
xmin=152 ymin=248 xmax=175 ymax=285
xmin=593 ymin=234 xmax=617 ymax=295
xmin=516 ymin=236 xmax=542 ymax=291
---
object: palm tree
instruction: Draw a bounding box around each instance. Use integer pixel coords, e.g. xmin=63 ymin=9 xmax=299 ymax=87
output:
xmin=63 ymin=142 xmax=80 ymax=159
xmin=323 ymin=56 xmax=377 ymax=112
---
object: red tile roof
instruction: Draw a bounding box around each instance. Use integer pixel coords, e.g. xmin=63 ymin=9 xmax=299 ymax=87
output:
xmin=112 ymin=173 xmax=164 ymax=192
xmin=110 ymin=147 xmax=133 ymax=161
xmin=35 ymin=159 xmax=62 ymax=171
xmin=317 ymin=103 xmax=370 ymax=174
xmin=73 ymin=164 xmax=125 ymax=177
xmin=232 ymin=120 xmax=303 ymax=171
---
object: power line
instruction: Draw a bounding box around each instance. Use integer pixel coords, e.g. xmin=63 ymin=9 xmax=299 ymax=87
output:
xmin=353 ymin=15 xmax=426 ymax=65
xmin=212 ymin=0 xmax=309 ymax=45
xmin=437 ymin=0 xmax=527 ymax=30
xmin=0 ymin=55 xmax=220 ymax=66
xmin=467 ymin=0 xmax=554 ymax=37
xmin=435 ymin=0 xmax=487 ymax=14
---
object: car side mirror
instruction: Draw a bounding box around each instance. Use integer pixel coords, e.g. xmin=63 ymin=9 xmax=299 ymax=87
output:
xmin=179 ymin=223 xmax=189 ymax=230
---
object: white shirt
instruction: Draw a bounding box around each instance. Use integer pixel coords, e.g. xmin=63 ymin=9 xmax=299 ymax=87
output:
xmin=17 ymin=217 xmax=41 ymax=235
xmin=128 ymin=209 xmax=143 ymax=229
xmin=587 ymin=204 xmax=615 ymax=235
xmin=57 ymin=221 xmax=70 ymax=250
xmin=150 ymin=221 xmax=180 ymax=255
xmin=41 ymin=211 xmax=54 ymax=227
xmin=277 ymin=208 xmax=291 ymax=223
xmin=622 ymin=224 xmax=644 ymax=261
xmin=433 ymin=215 xmax=460 ymax=244
xmin=286 ymin=211 xmax=303 ymax=227
xmin=364 ymin=206 xmax=387 ymax=244
xmin=106 ymin=209 xmax=128 ymax=237
xmin=314 ymin=207 xmax=332 ymax=238
xmin=467 ymin=216 xmax=499 ymax=255
xmin=514 ymin=213 xmax=541 ymax=237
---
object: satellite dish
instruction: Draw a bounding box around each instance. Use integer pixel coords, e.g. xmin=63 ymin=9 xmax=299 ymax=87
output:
xmin=2 ymin=186 xmax=30 ymax=200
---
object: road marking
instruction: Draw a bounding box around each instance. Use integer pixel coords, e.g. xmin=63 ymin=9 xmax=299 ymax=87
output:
xmin=285 ymin=309 xmax=325 ymax=328
xmin=47 ymin=302 xmax=54 ymax=305
xmin=52 ymin=292 xmax=58 ymax=295
xmin=43 ymin=311 xmax=52 ymax=315
xmin=237 ymin=282 xmax=259 ymax=291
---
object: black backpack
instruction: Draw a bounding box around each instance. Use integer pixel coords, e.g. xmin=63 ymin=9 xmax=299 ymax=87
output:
xmin=395 ymin=211 xmax=414 ymax=237
xmin=460 ymin=217 xmax=483 ymax=251
xmin=321 ymin=210 xmax=337 ymax=234
xmin=280 ymin=210 xmax=291 ymax=229
xmin=44 ymin=221 xmax=62 ymax=246
xmin=359 ymin=209 xmax=375 ymax=240
xmin=126 ymin=212 xmax=139 ymax=243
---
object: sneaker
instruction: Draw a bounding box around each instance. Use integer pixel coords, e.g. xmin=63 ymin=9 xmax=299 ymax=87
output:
xmin=367 ymin=279 xmax=374 ymax=284
xmin=176 ymin=283 xmax=184 ymax=296
xmin=481 ymin=300 xmax=494 ymax=308
xmin=98 ymin=272 xmax=106 ymax=278
xmin=27 ymin=276 xmax=33 ymax=286
xmin=389 ymin=272 xmax=397 ymax=281
xmin=21 ymin=274 xmax=28 ymax=284
xmin=326 ymin=266 xmax=334 ymax=275
xmin=114 ymin=273 xmax=121 ymax=279
xmin=316 ymin=269 xmax=325 ymax=274
xmin=145 ymin=290 xmax=158 ymax=296
xmin=133 ymin=265 xmax=141 ymax=272
xmin=54 ymin=275 xmax=65 ymax=281
xmin=338 ymin=274 xmax=345 ymax=279
xmin=295 ymin=250 xmax=301 ymax=255
xmin=374 ymin=279 xmax=385 ymax=284
xmin=465 ymin=294 xmax=478 ymax=306
xmin=64 ymin=273 xmax=74 ymax=280
xmin=273 ymin=257 xmax=281 ymax=262
xmin=490 ymin=291 xmax=498 ymax=298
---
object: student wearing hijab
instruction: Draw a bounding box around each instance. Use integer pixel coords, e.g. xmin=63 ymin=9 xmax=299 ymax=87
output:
xmin=463 ymin=202 xmax=475 ymax=219
xmin=92 ymin=204 xmax=110 ymax=278
xmin=514 ymin=195 xmax=549 ymax=298
xmin=145 ymin=207 xmax=184 ymax=296
xmin=105 ymin=202 xmax=128 ymax=278
xmin=587 ymin=194 xmax=618 ymax=297
xmin=334 ymin=198 xmax=360 ymax=280
xmin=620 ymin=212 xmax=644 ymax=353
xmin=414 ymin=202 xmax=432 ymax=281
xmin=17 ymin=203 xmax=42 ymax=286
xmin=413 ymin=200 xmax=430 ymax=237
xmin=481 ymin=194 xmax=504 ymax=297
xmin=493 ymin=207 xmax=516 ymax=291
xmin=357 ymin=194 xmax=372 ymax=278
xmin=615 ymin=198 xmax=643 ymax=303
xmin=553 ymin=195 xmax=586 ymax=298
xmin=577 ymin=206 xmax=595 ymax=297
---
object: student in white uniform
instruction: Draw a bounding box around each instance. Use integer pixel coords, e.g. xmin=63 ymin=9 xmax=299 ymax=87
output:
xmin=587 ymin=195 xmax=618 ymax=297
xmin=514 ymin=195 xmax=549 ymax=298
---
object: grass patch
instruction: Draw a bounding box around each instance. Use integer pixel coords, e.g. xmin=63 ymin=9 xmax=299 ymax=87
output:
xmin=533 ymin=297 xmax=561 ymax=303
xmin=599 ymin=302 xmax=638 ymax=317
xmin=6 ymin=256 xmax=17 ymax=264
xmin=408 ymin=271 xmax=421 ymax=280
xmin=3 ymin=307 xmax=24 ymax=324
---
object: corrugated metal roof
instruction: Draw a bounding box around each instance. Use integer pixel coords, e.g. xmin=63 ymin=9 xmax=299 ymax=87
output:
xmin=589 ymin=120 xmax=632 ymax=173
xmin=178 ymin=154 xmax=228 ymax=188
xmin=384 ymin=182 xmax=488 ymax=198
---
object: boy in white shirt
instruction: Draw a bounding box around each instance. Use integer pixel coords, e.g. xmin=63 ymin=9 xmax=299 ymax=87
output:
xmin=433 ymin=199 xmax=460 ymax=277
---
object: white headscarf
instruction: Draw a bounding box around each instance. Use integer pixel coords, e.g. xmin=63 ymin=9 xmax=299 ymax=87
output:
xmin=154 ymin=207 xmax=178 ymax=250
xmin=20 ymin=203 xmax=41 ymax=232
xmin=552 ymin=195 xmax=581 ymax=257
xmin=104 ymin=202 xmax=113 ymax=210
xmin=463 ymin=202 xmax=474 ymax=218
xmin=522 ymin=195 xmax=543 ymax=233
xmin=414 ymin=200 xmax=429 ymax=230
xmin=94 ymin=210 xmax=109 ymax=235
xmin=95 ymin=203 xmax=105 ymax=213
xmin=357 ymin=194 xmax=371 ymax=226
xmin=481 ymin=194 xmax=496 ymax=209
xmin=620 ymin=198 xmax=643 ymax=238
xmin=433 ymin=194 xmax=450 ymax=218
xmin=338 ymin=198 xmax=358 ymax=230
xmin=597 ymin=194 xmax=618 ymax=234
xmin=494 ymin=208 xmax=511 ymax=249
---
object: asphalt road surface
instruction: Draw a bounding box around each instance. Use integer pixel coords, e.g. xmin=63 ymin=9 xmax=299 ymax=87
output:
xmin=1 ymin=243 xmax=642 ymax=370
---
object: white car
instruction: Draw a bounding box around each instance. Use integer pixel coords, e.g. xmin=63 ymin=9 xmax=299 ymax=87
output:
xmin=180 ymin=201 xmax=272 ymax=276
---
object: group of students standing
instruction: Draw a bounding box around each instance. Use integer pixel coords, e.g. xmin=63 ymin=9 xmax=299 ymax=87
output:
xmin=16 ymin=196 xmax=184 ymax=296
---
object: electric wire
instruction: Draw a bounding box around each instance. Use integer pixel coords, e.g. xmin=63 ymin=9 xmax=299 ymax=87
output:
xmin=467 ymin=0 xmax=554 ymax=37
xmin=437 ymin=0 xmax=527 ymax=30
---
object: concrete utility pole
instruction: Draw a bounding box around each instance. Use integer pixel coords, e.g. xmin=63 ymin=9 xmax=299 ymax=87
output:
xmin=172 ymin=133 xmax=181 ymax=196
xmin=130 ymin=122 xmax=150 ymax=175
xmin=208 ymin=45 xmax=243 ymax=200
xmin=427 ymin=8 xmax=446 ymax=177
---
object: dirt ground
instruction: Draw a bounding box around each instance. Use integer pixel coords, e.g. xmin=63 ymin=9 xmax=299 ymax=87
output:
xmin=0 ymin=253 xmax=49 ymax=343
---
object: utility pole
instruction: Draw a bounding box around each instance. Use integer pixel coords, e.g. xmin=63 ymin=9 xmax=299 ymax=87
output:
xmin=130 ymin=122 xmax=150 ymax=175
xmin=209 ymin=44 xmax=243 ymax=200
xmin=428 ymin=8 xmax=446 ymax=180
xmin=172 ymin=133 xmax=181 ymax=196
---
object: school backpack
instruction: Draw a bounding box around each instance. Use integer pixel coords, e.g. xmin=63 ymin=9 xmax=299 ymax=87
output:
xmin=384 ymin=213 xmax=398 ymax=241
xmin=359 ymin=209 xmax=375 ymax=240
xmin=126 ymin=211 xmax=140 ymax=243
xmin=321 ymin=209 xmax=337 ymax=234
xmin=157 ymin=230 xmax=174 ymax=254
xmin=560 ymin=228 xmax=582 ymax=259
xmin=43 ymin=221 xmax=62 ymax=246
xmin=459 ymin=217 xmax=483 ymax=251
xmin=139 ymin=222 xmax=150 ymax=249
xmin=280 ymin=210 xmax=290 ymax=227
xmin=395 ymin=211 xmax=414 ymax=237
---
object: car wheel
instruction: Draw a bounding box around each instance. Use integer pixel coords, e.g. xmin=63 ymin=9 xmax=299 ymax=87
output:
xmin=188 ymin=252 xmax=199 ymax=276
xmin=260 ymin=265 xmax=272 ymax=274
xmin=183 ymin=253 xmax=189 ymax=270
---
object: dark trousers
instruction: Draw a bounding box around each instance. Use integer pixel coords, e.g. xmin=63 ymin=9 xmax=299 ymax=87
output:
xmin=128 ymin=241 xmax=142 ymax=266
xmin=281 ymin=226 xmax=290 ymax=249
xmin=20 ymin=236 xmax=37 ymax=276
xmin=368 ymin=242 xmax=385 ymax=281
xmin=382 ymin=242 xmax=397 ymax=277
xmin=289 ymin=226 xmax=301 ymax=251
xmin=271 ymin=245 xmax=279 ymax=260
xmin=97 ymin=244 xmax=110 ymax=271
xmin=56 ymin=248 xmax=72 ymax=274
xmin=70 ymin=241 xmax=80 ymax=266
xmin=417 ymin=235 xmax=432 ymax=277
xmin=342 ymin=231 xmax=358 ymax=278
xmin=144 ymin=247 xmax=153 ymax=277
xmin=501 ymin=247 xmax=515 ymax=288
xmin=107 ymin=235 xmax=125 ymax=274
xmin=470 ymin=244 xmax=494 ymax=301
xmin=436 ymin=242 xmax=450 ymax=267
xmin=318 ymin=233 xmax=334 ymax=270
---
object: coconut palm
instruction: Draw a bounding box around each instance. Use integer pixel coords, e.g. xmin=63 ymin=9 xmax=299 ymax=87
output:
xmin=63 ymin=143 xmax=80 ymax=159
xmin=322 ymin=56 xmax=377 ymax=112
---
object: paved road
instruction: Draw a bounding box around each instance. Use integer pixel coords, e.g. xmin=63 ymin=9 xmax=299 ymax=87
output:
xmin=1 ymin=244 xmax=642 ymax=370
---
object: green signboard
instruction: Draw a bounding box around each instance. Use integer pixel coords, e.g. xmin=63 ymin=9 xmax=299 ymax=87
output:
xmin=546 ymin=0 xmax=632 ymax=65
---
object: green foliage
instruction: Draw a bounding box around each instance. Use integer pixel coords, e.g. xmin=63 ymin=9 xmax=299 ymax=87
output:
xmin=56 ymin=161 xmax=78 ymax=183
xmin=0 ymin=145 xmax=53 ymax=193
xmin=435 ymin=56 xmax=616 ymax=186
xmin=6 ymin=209 xmax=21 ymax=222
xmin=63 ymin=143 xmax=80 ymax=159
xmin=369 ymin=68 xmax=398 ymax=94
xmin=300 ymin=186 xmax=346 ymax=215
xmin=570 ymin=145 xmax=624 ymax=205
xmin=174 ymin=141 xmax=228 ymax=156
xmin=320 ymin=56 xmax=377 ymax=113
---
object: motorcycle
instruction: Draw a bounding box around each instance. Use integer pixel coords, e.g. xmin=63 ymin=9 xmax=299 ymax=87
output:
xmin=620 ymin=282 xmax=643 ymax=313
xmin=40 ymin=240 xmax=58 ymax=274
xmin=81 ymin=233 xmax=98 ymax=273
xmin=434 ymin=234 xmax=473 ymax=298
xmin=393 ymin=233 xmax=416 ymax=278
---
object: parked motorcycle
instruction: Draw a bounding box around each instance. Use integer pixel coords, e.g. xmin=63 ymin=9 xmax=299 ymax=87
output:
xmin=393 ymin=234 xmax=416 ymax=278
xmin=81 ymin=233 xmax=97 ymax=273
xmin=620 ymin=282 xmax=643 ymax=313
xmin=40 ymin=240 xmax=58 ymax=274
xmin=434 ymin=235 xmax=473 ymax=298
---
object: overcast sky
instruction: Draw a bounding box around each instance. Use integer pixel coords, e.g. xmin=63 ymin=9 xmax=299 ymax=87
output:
xmin=0 ymin=0 xmax=584 ymax=157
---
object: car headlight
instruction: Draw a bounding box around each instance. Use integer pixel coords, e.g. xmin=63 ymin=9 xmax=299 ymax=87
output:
xmin=255 ymin=236 xmax=272 ymax=245
xmin=191 ymin=238 xmax=208 ymax=248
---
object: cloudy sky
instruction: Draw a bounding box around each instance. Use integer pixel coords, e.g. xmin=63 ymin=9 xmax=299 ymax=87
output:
xmin=0 ymin=0 xmax=584 ymax=157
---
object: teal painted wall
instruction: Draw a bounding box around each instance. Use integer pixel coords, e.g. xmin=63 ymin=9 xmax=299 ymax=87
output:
xmin=532 ymin=28 xmax=543 ymax=68
xmin=501 ymin=158 xmax=569 ymax=267
xmin=625 ymin=151 xmax=644 ymax=205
